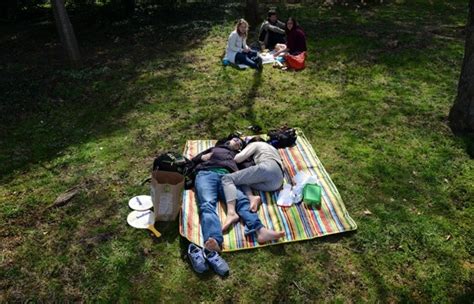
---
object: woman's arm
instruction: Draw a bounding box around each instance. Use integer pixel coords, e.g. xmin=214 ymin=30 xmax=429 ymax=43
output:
xmin=227 ymin=32 xmax=242 ymax=53
xmin=297 ymin=29 xmax=307 ymax=51
xmin=273 ymin=44 xmax=288 ymax=57
xmin=234 ymin=144 xmax=257 ymax=163
xmin=243 ymin=37 xmax=251 ymax=51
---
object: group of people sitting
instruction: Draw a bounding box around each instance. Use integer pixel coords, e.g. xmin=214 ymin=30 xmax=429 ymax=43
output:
xmin=187 ymin=135 xmax=286 ymax=276
xmin=225 ymin=9 xmax=307 ymax=70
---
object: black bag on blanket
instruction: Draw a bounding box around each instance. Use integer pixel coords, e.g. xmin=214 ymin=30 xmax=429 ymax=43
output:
xmin=153 ymin=152 xmax=195 ymax=189
xmin=267 ymin=127 xmax=297 ymax=149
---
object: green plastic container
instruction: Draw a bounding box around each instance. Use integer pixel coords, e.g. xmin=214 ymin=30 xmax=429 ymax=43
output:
xmin=303 ymin=183 xmax=321 ymax=207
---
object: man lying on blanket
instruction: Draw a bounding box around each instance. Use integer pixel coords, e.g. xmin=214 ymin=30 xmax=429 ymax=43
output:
xmin=192 ymin=135 xmax=285 ymax=253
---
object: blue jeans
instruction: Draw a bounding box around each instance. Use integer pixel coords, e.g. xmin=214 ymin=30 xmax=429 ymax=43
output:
xmin=235 ymin=50 xmax=259 ymax=69
xmin=195 ymin=170 xmax=264 ymax=246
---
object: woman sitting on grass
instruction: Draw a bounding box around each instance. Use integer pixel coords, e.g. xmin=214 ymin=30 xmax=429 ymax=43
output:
xmin=221 ymin=136 xmax=285 ymax=232
xmin=225 ymin=19 xmax=263 ymax=70
xmin=273 ymin=17 xmax=307 ymax=57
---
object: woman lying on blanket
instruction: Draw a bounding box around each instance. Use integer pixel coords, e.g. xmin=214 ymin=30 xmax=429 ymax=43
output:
xmin=192 ymin=135 xmax=284 ymax=253
xmin=273 ymin=17 xmax=307 ymax=57
xmin=225 ymin=19 xmax=263 ymax=70
xmin=221 ymin=136 xmax=284 ymax=232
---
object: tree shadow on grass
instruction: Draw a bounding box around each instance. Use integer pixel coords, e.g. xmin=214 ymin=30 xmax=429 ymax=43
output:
xmin=297 ymin=2 xmax=465 ymax=74
xmin=0 ymin=6 xmax=237 ymax=301
xmin=454 ymin=133 xmax=474 ymax=159
xmin=242 ymin=70 xmax=262 ymax=126
xmin=0 ymin=7 xmax=231 ymax=184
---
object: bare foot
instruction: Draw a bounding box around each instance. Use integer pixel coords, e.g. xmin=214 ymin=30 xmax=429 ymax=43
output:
xmin=204 ymin=238 xmax=221 ymax=252
xmin=222 ymin=213 xmax=239 ymax=232
xmin=249 ymin=195 xmax=261 ymax=212
xmin=257 ymin=228 xmax=285 ymax=244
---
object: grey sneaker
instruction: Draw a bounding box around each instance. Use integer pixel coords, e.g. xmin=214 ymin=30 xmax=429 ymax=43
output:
xmin=188 ymin=244 xmax=209 ymax=274
xmin=203 ymin=248 xmax=229 ymax=277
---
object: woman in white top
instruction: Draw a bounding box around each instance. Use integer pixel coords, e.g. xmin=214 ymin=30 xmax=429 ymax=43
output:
xmin=221 ymin=136 xmax=284 ymax=232
xmin=225 ymin=19 xmax=262 ymax=70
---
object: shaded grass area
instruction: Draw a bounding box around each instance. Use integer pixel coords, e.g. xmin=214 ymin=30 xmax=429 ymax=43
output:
xmin=1 ymin=1 xmax=473 ymax=302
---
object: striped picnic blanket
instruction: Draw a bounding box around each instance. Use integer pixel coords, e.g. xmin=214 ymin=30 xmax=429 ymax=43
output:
xmin=179 ymin=130 xmax=357 ymax=252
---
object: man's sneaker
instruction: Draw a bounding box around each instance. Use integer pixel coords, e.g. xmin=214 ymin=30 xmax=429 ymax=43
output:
xmin=188 ymin=243 xmax=209 ymax=274
xmin=203 ymin=248 xmax=230 ymax=277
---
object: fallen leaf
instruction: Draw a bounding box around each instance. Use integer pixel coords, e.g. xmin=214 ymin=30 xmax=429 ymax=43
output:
xmin=363 ymin=209 xmax=372 ymax=215
xmin=386 ymin=39 xmax=399 ymax=48
xmin=48 ymin=187 xmax=80 ymax=209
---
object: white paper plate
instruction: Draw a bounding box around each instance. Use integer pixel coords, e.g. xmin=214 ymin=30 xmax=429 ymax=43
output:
xmin=127 ymin=210 xmax=155 ymax=228
xmin=128 ymin=195 xmax=153 ymax=211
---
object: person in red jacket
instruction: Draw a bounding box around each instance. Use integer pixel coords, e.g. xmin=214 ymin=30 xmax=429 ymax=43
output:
xmin=274 ymin=17 xmax=307 ymax=57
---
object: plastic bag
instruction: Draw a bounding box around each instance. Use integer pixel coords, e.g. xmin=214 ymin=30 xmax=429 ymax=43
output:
xmin=292 ymin=171 xmax=318 ymax=203
xmin=277 ymin=184 xmax=294 ymax=207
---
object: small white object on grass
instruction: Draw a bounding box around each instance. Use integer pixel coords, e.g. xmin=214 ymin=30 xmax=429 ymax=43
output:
xmin=127 ymin=210 xmax=161 ymax=238
xmin=128 ymin=195 xmax=153 ymax=211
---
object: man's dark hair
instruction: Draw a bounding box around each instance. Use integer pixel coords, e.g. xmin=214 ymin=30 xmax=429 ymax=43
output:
xmin=267 ymin=9 xmax=277 ymax=18
xmin=215 ymin=133 xmax=243 ymax=147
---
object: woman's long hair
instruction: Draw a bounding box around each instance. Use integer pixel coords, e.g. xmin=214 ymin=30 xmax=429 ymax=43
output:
xmin=285 ymin=17 xmax=298 ymax=34
xmin=235 ymin=18 xmax=249 ymax=38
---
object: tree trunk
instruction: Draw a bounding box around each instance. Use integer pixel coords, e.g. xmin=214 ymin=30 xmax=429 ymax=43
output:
xmin=51 ymin=0 xmax=81 ymax=65
xmin=245 ymin=0 xmax=259 ymax=30
xmin=449 ymin=0 xmax=474 ymax=133
xmin=122 ymin=0 xmax=135 ymax=16
xmin=5 ymin=0 xmax=17 ymax=21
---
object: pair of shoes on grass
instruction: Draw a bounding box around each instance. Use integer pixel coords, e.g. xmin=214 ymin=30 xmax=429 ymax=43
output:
xmin=188 ymin=243 xmax=229 ymax=277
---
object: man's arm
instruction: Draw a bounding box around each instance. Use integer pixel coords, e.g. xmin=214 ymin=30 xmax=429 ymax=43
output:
xmin=276 ymin=20 xmax=286 ymax=30
xmin=258 ymin=22 xmax=266 ymax=44
xmin=265 ymin=22 xmax=285 ymax=35
xmin=191 ymin=147 xmax=213 ymax=164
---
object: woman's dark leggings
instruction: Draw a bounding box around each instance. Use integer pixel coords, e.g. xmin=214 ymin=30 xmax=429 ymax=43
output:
xmin=235 ymin=51 xmax=260 ymax=69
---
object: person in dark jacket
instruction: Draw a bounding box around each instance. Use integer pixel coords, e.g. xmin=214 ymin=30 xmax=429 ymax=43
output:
xmin=191 ymin=136 xmax=285 ymax=253
xmin=273 ymin=17 xmax=307 ymax=57
xmin=258 ymin=9 xmax=286 ymax=50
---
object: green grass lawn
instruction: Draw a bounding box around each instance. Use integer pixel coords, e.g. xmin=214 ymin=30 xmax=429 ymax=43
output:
xmin=1 ymin=1 xmax=473 ymax=302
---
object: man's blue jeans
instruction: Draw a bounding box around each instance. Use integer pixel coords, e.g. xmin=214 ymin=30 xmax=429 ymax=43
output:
xmin=235 ymin=50 xmax=259 ymax=69
xmin=195 ymin=170 xmax=264 ymax=247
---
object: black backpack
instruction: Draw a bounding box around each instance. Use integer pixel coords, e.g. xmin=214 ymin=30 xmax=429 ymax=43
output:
xmin=267 ymin=127 xmax=297 ymax=149
xmin=153 ymin=152 xmax=195 ymax=189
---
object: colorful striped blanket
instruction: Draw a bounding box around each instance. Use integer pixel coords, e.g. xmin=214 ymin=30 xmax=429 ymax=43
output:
xmin=179 ymin=131 xmax=357 ymax=252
